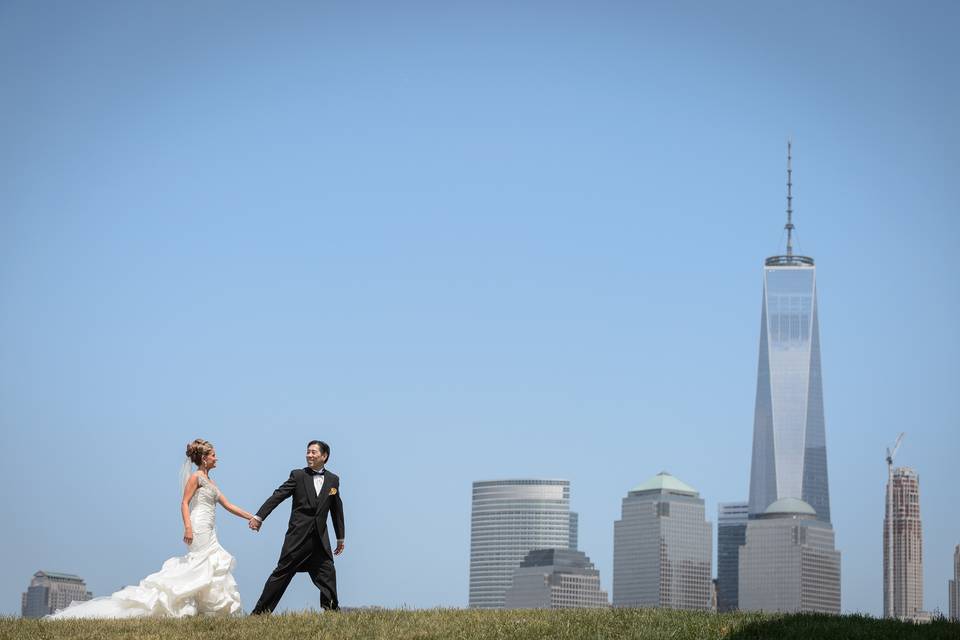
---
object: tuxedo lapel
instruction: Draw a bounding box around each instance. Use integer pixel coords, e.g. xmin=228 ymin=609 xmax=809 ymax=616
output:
xmin=301 ymin=469 xmax=319 ymax=509
xmin=315 ymin=474 xmax=332 ymax=509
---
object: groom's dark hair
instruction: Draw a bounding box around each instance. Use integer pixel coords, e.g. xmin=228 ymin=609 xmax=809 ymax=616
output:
xmin=308 ymin=440 xmax=330 ymax=461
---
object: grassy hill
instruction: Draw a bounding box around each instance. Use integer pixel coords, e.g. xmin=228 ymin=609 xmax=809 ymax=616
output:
xmin=4 ymin=608 xmax=959 ymax=639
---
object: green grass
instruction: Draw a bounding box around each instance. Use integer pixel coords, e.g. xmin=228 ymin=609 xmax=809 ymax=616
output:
xmin=3 ymin=608 xmax=958 ymax=640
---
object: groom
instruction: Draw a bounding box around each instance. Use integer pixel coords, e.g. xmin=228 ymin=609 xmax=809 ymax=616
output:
xmin=249 ymin=440 xmax=345 ymax=613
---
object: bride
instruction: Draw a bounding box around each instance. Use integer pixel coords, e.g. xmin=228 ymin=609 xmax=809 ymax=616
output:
xmin=47 ymin=439 xmax=255 ymax=618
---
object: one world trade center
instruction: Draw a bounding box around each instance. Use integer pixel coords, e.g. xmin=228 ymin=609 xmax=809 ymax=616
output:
xmin=748 ymin=142 xmax=831 ymax=523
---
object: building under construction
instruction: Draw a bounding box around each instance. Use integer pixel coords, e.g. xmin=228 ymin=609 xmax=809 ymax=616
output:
xmin=883 ymin=457 xmax=925 ymax=621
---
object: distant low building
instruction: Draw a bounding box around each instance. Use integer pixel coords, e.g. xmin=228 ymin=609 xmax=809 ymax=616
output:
xmin=949 ymin=544 xmax=959 ymax=621
xmin=21 ymin=571 xmax=93 ymax=618
xmin=738 ymin=498 xmax=840 ymax=614
xmin=717 ymin=502 xmax=749 ymax=612
xmin=504 ymin=548 xmax=608 ymax=609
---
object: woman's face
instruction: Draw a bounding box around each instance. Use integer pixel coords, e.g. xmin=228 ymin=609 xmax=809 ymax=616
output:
xmin=203 ymin=449 xmax=218 ymax=470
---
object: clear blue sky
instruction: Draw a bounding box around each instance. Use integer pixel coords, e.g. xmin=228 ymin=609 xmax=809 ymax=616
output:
xmin=1 ymin=1 xmax=957 ymax=617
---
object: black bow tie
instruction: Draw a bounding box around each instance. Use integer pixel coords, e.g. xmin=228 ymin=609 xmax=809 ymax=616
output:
xmin=307 ymin=468 xmax=325 ymax=476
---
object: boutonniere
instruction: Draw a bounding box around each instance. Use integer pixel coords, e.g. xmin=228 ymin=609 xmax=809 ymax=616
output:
xmin=329 ymin=487 xmax=337 ymax=495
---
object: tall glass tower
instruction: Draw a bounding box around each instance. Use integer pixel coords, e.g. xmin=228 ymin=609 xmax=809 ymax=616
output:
xmin=748 ymin=142 xmax=831 ymax=523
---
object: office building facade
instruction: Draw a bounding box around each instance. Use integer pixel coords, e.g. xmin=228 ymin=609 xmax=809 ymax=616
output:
xmin=717 ymin=502 xmax=749 ymax=612
xmin=21 ymin=571 xmax=93 ymax=618
xmin=469 ymin=479 xmax=578 ymax=609
xmin=612 ymin=472 xmax=712 ymax=610
xmin=738 ymin=498 xmax=840 ymax=614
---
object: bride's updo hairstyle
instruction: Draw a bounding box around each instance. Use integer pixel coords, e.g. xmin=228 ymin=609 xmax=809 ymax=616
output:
xmin=186 ymin=439 xmax=214 ymax=467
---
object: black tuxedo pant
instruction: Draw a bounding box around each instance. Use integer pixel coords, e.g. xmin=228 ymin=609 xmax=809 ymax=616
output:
xmin=252 ymin=529 xmax=339 ymax=614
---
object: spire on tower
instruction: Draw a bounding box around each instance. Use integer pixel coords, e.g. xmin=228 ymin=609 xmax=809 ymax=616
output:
xmin=786 ymin=139 xmax=794 ymax=257
xmin=765 ymin=139 xmax=813 ymax=267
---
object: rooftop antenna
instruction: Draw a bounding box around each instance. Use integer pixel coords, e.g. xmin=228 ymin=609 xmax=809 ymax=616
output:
xmin=786 ymin=139 xmax=794 ymax=256
xmin=765 ymin=139 xmax=813 ymax=267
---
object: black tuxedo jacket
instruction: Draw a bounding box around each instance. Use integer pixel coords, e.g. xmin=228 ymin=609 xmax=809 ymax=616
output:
xmin=256 ymin=468 xmax=345 ymax=565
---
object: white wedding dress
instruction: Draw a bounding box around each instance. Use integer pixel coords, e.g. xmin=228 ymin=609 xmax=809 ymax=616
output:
xmin=47 ymin=474 xmax=243 ymax=618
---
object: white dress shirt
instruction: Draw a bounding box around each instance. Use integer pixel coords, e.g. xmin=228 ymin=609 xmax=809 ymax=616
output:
xmin=312 ymin=467 xmax=325 ymax=496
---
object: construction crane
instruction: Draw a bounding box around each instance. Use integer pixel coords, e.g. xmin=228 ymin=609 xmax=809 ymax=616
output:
xmin=883 ymin=431 xmax=906 ymax=618
xmin=886 ymin=432 xmax=905 ymax=468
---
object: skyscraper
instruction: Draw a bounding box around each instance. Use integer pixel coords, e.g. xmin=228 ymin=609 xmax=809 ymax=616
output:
xmin=883 ymin=467 xmax=924 ymax=620
xmin=949 ymin=545 xmax=959 ymax=621
xmin=738 ymin=498 xmax=840 ymax=614
xmin=748 ymin=142 xmax=831 ymax=523
xmin=716 ymin=502 xmax=749 ymax=612
xmin=612 ymin=472 xmax=712 ymax=610
xmin=469 ymin=479 xmax=578 ymax=609
xmin=21 ymin=571 xmax=93 ymax=618
xmin=504 ymin=548 xmax=609 ymax=609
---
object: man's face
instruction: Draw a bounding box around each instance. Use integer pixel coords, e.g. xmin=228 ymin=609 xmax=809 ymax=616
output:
xmin=306 ymin=444 xmax=327 ymax=469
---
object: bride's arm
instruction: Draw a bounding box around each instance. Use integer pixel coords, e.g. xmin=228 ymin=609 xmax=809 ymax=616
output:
xmin=181 ymin=473 xmax=200 ymax=544
xmin=218 ymin=493 xmax=254 ymax=521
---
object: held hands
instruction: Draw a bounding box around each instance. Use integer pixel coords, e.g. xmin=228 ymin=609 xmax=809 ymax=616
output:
xmin=248 ymin=517 xmax=261 ymax=532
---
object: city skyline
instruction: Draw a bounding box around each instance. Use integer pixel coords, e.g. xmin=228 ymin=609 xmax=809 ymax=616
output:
xmin=2 ymin=1 xmax=957 ymax=617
